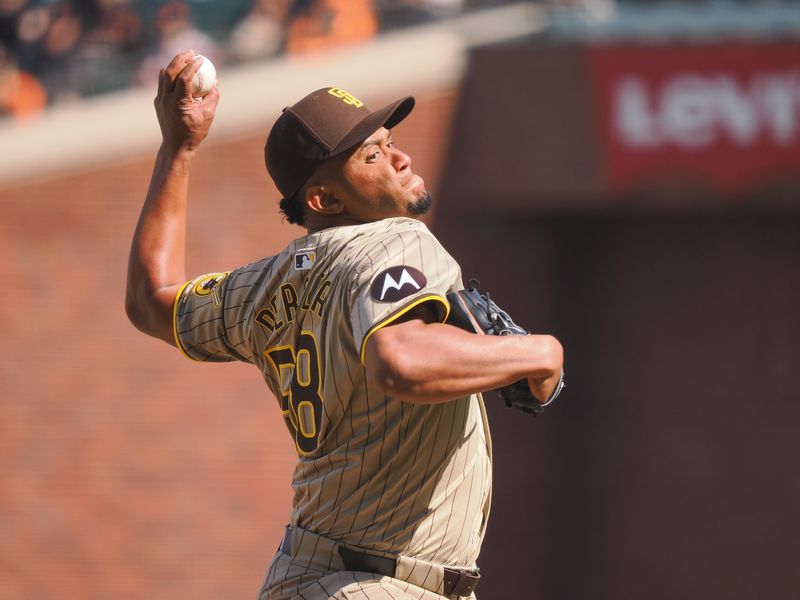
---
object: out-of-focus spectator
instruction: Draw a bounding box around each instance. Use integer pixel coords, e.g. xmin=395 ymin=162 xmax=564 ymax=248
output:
xmin=227 ymin=0 xmax=290 ymax=62
xmin=13 ymin=0 xmax=84 ymax=103
xmin=73 ymin=0 xmax=144 ymax=96
xmin=13 ymin=2 xmax=51 ymax=72
xmin=0 ymin=0 xmax=28 ymax=46
xmin=285 ymin=0 xmax=378 ymax=55
xmin=0 ymin=41 xmax=46 ymax=120
xmin=42 ymin=0 xmax=82 ymax=60
xmin=81 ymin=0 xmax=143 ymax=58
xmin=136 ymin=0 xmax=219 ymax=90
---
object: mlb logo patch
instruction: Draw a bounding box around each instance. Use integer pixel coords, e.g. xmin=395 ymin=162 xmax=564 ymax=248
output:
xmin=295 ymin=250 xmax=316 ymax=270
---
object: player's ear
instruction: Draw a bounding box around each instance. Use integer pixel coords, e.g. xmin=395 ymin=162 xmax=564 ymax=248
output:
xmin=305 ymin=185 xmax=344 ymax=216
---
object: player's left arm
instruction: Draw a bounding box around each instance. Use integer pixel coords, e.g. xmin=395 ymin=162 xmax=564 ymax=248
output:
xmin=364 ymin=304 xmax=563 ymax=405
xmin=125 ymin=51 xmax=219 ymax=345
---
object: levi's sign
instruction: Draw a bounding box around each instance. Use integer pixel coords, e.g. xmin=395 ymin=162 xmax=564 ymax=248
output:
xmin=588 ymin=43 xmax=800 ymax=195
xmin=615 ymin=73 xmax=800 ymax=149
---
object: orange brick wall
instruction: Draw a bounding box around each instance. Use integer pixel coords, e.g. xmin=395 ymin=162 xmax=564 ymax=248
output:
xmin=0 ymin=89 xmax=457 ymax=600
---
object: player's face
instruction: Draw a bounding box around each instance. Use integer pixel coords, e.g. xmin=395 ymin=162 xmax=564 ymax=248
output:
xmin=329 ymin=128 xmax=431 ymax=221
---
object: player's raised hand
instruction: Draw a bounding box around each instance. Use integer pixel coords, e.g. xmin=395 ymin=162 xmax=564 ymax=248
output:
xmin=154 ymin=50 xmax=220 ymax=153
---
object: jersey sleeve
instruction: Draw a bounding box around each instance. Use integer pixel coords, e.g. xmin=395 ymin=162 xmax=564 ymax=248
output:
xmin=173 ymin=267 xmax=258 ymax=363
xmin=350 ymin=225 xmax=462 ymax=364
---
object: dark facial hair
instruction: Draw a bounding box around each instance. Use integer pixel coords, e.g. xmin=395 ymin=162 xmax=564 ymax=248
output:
xmin=408 ymin=191 xmax=433 ymax=215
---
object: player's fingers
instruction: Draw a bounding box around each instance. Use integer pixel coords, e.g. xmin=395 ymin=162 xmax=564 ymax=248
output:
xmin=200 ymin=85 xmax=220 ymax=113
xmin=162 ymin=49 xmax=196 ymax=93
xmin=173 ymin=54 xmax=204 ymax=99
xmin=155 ymin=68 xmax=166 ymax=103
xmin=164 ymin=49 xmax=195 ymax=76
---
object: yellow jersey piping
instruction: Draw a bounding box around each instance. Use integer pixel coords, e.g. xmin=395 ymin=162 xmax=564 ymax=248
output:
xmin=359 ymin=294 xmax=450 ymax=366
xmin=173 ymin=279 xmax=200 ymax=362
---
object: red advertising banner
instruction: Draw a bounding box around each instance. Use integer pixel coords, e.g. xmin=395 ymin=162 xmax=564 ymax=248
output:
xmin=588 ymin=43 xmax=800 ymax=196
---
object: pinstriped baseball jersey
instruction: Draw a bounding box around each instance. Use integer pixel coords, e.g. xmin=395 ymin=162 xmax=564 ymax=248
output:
xmin=174 ymin=217 xmax=492 ymax=568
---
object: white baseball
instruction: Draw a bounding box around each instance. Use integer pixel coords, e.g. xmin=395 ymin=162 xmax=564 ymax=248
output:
xmin=191 ymin=55 xmax=216 ymax=97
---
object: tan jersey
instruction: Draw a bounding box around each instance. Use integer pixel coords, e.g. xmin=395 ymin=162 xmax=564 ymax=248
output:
xmin=174 ymin=217 xmax=492 ymax=567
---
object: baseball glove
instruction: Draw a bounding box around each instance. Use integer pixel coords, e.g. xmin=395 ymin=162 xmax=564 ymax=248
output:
xmin=445 ymin=279 xmax=564 ymax=415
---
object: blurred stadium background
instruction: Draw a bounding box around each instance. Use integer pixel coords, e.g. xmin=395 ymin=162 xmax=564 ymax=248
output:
xmin=1 ymin=0 xmax=799 ymax=598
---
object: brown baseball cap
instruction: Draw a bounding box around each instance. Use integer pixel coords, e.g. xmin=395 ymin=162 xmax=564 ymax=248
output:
xmin=265 ymin=87 xmax=415 ymax=201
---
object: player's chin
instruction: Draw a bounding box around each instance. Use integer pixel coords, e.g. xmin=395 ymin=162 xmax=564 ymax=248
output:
xmin=407 ymin=190 xmax=433 ymax=215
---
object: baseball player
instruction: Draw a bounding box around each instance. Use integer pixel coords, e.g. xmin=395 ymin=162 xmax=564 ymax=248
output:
xmin=126 ymin=51 xmax=564 ymax=599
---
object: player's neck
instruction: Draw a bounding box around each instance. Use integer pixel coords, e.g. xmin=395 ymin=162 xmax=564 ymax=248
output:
xmin=304 ymin=212 xmax=400 ymax=233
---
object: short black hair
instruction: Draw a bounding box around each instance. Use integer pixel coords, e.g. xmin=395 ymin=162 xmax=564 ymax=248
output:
xmin=279 ymin=193 xmax=305 ymax=226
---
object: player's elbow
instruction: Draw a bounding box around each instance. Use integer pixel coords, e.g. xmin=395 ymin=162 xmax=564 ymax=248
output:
xmin=125 ymin=290 xmax=147 ymax=330
xmin=536 ymin=334 xmax=564 ymax=377
xmin=125 ymin=292 xmax=157 ymax=336
xmin=125 ymin=286 xmax=174 ymax=345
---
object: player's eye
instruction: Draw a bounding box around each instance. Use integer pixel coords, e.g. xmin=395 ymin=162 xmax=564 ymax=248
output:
xmin=366 ymin=150 xmax=380 ymax=162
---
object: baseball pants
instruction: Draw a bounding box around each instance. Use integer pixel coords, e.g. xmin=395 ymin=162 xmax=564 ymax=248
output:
xmin=257 ymin=526 xmax=479 ymax=600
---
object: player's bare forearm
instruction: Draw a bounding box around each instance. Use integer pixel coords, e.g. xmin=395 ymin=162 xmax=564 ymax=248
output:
xmin=125 ymin=50 xmax=219 ymax=344
xmin=125 ymin=146 xmax=194 ymax=344
xmin=364 ymin=319 xmax=563 ymax=404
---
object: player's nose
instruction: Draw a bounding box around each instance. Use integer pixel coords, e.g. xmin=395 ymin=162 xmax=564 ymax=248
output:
xmin=391 ymin=147 xmax=411 ymax=173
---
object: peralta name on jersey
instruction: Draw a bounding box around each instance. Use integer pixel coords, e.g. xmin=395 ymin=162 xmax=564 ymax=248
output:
xmin=254 ymin=271 xmax=331 ymax=334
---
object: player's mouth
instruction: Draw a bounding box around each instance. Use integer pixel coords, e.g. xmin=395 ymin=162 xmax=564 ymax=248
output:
xmin=403 ymin=173 xmax=424 ymax=191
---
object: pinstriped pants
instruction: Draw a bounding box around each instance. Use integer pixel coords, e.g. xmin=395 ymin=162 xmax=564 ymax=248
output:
xmin=257 ymin=526 xmax=478 ymax=600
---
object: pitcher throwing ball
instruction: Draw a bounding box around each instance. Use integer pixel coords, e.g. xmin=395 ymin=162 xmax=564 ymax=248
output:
xmin=126 ymin=50 xmax=565 ymax=600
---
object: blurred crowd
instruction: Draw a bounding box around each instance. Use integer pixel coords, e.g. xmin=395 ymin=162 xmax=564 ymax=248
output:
xmin=4 ymin=0 xmax=793 ymax=122
xmin=0 ymin=0 xmax=516 ymax=121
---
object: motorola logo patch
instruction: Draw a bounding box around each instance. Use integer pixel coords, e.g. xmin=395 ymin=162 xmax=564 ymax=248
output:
xmin=370 ymin=266 xmax=427 ymax=302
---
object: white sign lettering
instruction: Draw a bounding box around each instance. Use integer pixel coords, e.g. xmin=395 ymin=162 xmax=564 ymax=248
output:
xmin=614 ymin=70 xmax=800 ymax=149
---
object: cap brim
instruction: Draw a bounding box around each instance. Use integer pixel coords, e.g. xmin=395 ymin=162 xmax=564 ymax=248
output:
xmin=331 ymin=96 xmax=415 ymax=157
